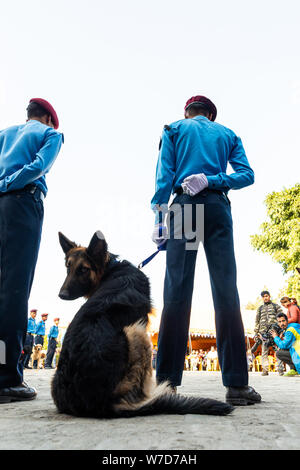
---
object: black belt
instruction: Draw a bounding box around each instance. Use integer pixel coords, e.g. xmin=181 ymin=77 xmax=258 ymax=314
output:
xmin=23 ymin=184 xmax=45 ymax=201
xmin=174 ymin=186 xmax=223 ymax=196
xmin=0 ymin=184 xmax=45 ymax=201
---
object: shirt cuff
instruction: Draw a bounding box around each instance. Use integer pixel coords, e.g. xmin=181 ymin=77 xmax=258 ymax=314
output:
xmin=152 ymin=203 xmax=169 ymax=224
xmin=206 ymin=175 xmax=219 ymax=189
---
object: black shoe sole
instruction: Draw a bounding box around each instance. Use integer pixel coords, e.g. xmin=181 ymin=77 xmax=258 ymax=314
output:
xmin=0 ymin=395 xmax=37 ymax=404
xmin=226 ymin=397 xmax=261 ymax=406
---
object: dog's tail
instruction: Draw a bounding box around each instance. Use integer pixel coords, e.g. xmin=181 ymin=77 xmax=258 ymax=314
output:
xmin=113 ymin=384 xmax=233 ymax=418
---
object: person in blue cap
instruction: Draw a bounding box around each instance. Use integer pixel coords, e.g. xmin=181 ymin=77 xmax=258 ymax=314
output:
xmin=45 ymin=318 xmax=60 ymax=369
xmin=0 ymin=98 xmax=63 ymax=403
xmin=21 ymin=309 xmax=37 ymax=369
xmin=151 ymin=95 xmax=261 ymax=406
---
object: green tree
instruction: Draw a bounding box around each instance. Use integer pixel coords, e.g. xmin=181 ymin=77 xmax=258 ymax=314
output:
xmin=250 ymin=184 xmax=300 ymax=299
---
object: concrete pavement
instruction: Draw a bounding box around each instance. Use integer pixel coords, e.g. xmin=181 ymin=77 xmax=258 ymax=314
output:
xmin=0 ymin=370 xmax=299 ymax=450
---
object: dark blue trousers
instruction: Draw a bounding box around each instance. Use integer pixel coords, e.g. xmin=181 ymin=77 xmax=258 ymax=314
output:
xmin=21 ymin=333 xmax=34 ymax=367
xmin=156 ymin=190 xmax=248 ymax=388
xmin=45 ymin=337 xmax=57 ymax=367
xmin=0 ymin=191 xmax=43 ymax=388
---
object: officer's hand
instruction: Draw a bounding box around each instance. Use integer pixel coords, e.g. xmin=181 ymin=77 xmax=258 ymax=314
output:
xmin=152 ymin=223 xmax=168 ymax=247
xmin=181 ymin=173 xmax=208 ymax=196
xmin=270 ymin=329 xmax=278 ymax=338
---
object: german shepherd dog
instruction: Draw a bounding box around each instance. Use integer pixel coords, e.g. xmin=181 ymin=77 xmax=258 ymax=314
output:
xmin=51 ymin=231 xmax=233 ymax=418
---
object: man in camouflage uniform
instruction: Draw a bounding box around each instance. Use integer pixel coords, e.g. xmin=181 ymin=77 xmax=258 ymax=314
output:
xmin=253 ymin=290 xmax=284 ymax=375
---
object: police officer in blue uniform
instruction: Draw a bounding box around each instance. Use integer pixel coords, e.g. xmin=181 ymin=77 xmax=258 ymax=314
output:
xmin=151 ymin=95 xmax=261 ymax=406
xmin=21 ymin=309 xmax=37 ymax=369
xmin=45 ymin=318 xmax=60 ymax=369
xmin=35 ymin=313 xmax=48 ymax=347
xmin=0 ymin=98 xmax=63 ymax=403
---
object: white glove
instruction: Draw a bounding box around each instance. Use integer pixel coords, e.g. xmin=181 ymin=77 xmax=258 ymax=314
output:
xmin=152 ymin=223 xmax=168 ymax=247
xmin=181 ymin=173 xmax=208 ymax=196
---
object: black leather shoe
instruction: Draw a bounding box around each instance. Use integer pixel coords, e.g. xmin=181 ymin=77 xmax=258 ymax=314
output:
xmin=0 ymin=382 xmax=37 ymax=403
xmin=225 ymin=386 xmax=261 ymax=406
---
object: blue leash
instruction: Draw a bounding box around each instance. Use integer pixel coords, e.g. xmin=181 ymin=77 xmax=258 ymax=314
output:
xmin=139 ymin=213 xmax=167 ymax=269
xmin=138 ymin=241 xmax=167 ymax=269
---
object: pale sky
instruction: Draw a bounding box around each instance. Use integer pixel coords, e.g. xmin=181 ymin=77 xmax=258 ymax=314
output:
xmin=1 ymin=0 xmax=299 ymax=332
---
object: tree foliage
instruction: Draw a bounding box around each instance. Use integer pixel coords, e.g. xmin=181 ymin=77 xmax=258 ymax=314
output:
xmin=250 ymin=184 xmax=300 ymax=298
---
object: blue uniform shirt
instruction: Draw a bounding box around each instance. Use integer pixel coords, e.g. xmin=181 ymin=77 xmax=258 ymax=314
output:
xmin=35 ymin=320 xmax=46 ymax=336
xmin=0 ymin=119 xmax=63 ymax=196
xmin=151 ymin=115 xmax=254 ymax=212
xmin=48 ymin=325 xmax=59 ymax=339
xmin=27 ymin=317 xmax=36 ymax=334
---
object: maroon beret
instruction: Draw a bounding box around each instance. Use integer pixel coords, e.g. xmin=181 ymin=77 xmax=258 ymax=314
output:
xmin=184 ymin=95 xmax=217 ymax=121
xmin=41 ymin=313 xmax=48 ymax=318
xmin=53 ymin=317 xmax=60 ymax=322
xmin=29 ymin=98 xmax=59 ymax=129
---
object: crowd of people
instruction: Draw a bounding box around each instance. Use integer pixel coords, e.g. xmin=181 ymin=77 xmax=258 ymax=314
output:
xmin=250 ymin=291 xmax=300 ymax=376
xmin=151 ymin=291 xmax=300 ymax=377
xmin=152 ymin=346 xmax=219 ymax=371
xmin=184 ymin=347 xmax=219 ymax=371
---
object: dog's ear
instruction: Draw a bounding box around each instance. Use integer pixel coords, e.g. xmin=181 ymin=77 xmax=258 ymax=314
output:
xmin=58 ymin=232 xmax=77 ymax=254
xmin=86 ymin=231 xmax=108 ymax=266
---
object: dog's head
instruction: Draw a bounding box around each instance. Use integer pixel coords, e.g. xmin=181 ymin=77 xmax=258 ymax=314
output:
xmin=34 ymin=344 xmax=42 ymax=352
xmin=58 ymin=231 xmax=109 ymax=301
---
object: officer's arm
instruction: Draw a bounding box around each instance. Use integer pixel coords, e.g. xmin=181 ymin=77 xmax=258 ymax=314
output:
xmin=4 ymin=129 xmax=63 ymax=192
xmin=151 ymin=127 xmax=175 ymax=223
xmin=206 ymin=134 xmax=254 ymax=191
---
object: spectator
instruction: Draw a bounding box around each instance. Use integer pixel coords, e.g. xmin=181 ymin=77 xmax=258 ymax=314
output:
xmin=253 ymin=291 xmax=284 ymax=376
xmin=152 ymin=345 xmax=158 ymax=369
xmin=206 ymin=346 xmax=218 ymax=371
xmin=280 ymin=297 xmax=300 ymax=324
xmin=271 ymin=313 xmax=300 ymax=377
xmin=198 ymin=349 xmax=205 ymax=371
xmin=190 ymin=350 xmax=199 ymax=371
xmin=290 ymin=297 xmax=299 ymax=307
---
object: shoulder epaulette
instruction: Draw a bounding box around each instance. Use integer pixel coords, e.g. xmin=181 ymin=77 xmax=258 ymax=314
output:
xmin=159 ymin=124 xmax=172 ymax=150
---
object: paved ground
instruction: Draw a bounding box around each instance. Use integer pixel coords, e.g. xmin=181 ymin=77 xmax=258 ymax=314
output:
xmin=0 ymin=370 xmax=299 ymax=450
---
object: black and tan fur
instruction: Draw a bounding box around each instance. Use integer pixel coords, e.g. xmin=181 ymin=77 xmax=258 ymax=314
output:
xmin=51 ymin=231 xmax=233 ymax=418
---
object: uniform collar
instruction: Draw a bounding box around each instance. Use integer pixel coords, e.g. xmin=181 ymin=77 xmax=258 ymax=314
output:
xmin=192 ymin=115 xmax=210 ymax=122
